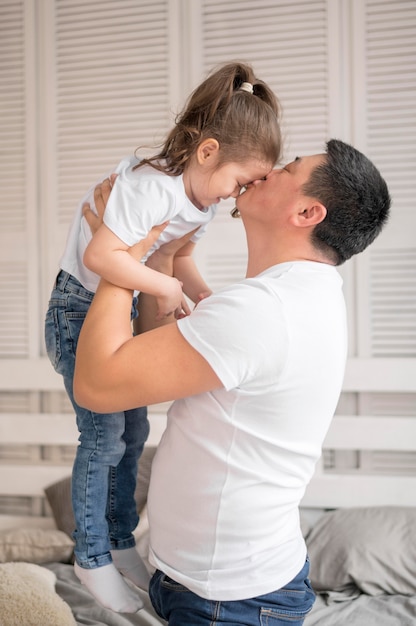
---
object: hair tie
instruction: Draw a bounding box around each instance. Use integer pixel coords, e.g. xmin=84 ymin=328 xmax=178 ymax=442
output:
xmin=240 ymin=82 xmax=254 ymax=94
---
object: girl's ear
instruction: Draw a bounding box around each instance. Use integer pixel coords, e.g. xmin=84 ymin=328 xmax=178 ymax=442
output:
xmin=292 ymin=202 xmax=327 ymax=228
xmin=197 ymin=138 xmax=220 ymax=165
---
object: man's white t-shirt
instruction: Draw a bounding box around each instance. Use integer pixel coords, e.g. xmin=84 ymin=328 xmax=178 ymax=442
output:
xmin=60 ymin=156 xmax=217 ymax=292
xmin=148 ymin=261 xmax=347 ymax=601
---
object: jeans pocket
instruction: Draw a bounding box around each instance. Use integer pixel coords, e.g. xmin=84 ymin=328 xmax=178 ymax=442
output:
xmin=64 ymin=311 xmax=87 ymax=356
xmin=45 ymin=303 xmax=86 ymax=378
xmin=44 ymin=307 xmax=61 ymax=371
xmin=160 ymin=574 xmax=189 ymax=592
xmin=260 ymin=586 xmax=315 ymax=625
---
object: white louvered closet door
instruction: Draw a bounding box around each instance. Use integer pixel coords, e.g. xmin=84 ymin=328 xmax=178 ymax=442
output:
xmin=0 ymin=1 xmax=38 ymax=360
xmin=193 ymin=0 xmax=416 ymax=386
xmin=38 ymin=0 xmax=181 ymax=319
xmin=192 ymin=0 xmax=333 ymax=291
xmin=346 ymin=0 xmax=416 ymax=445
xmin=1 ymin=0 xmax=415 ymax=403
xmin=351 ymin=0 xmax=416 ymax=361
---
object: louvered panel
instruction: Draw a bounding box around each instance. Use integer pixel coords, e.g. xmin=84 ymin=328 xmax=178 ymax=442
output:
xmin=0 ymin=1 xmax=26 ymax=232
xmin=40 ymin=0 xmax=176 ymax=317
xmin=204 ymin=253 xmax=248 ymax=292
xmin=321 ymin=413 xmax=416 ymax=477
xmin=369 ymin=248 xmax=416 ymax=357
xmin=352 ymin=0 xmax=416 ymax=365
xmin=0 ymin=496 xmax=35 ymax=518
xmin=0 ymin=392 xmax=34 ymax=413
xmin=41 ymin=389 xmax=73 ymax=414
xmin=366 ymin=450 xmax=416 ymax=473
xmin=193 ymin=196 xmax=248 ymax=289
xmin=325 ymin=450 xmax=416 ymax=474
xmin=359 ymin=391 xmax=416 ymax=416
xmin=365 ymin=0 xmax=416 ymax=219
xmin=0 ymin=444 xmax=40 ymax=462
xmin=0 ymin=262 xmax=28 ymax=358
xmin=201 ymin=0 xmax=328 ymax=159
xmin=195 ymin=1 xmax=330 ymax=293
xmin=53 ymin=0 xmax=172 ymax=226
xmin=56 ymin=390 xmax=73 ymax=413
xmin=0 ymin=2 xmax=31 ymax=361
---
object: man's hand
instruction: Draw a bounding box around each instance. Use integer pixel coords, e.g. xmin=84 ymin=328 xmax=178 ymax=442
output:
xmin=82 ymin=175 xmax=118 ymax=234
xmin=83 ymin=174 xmax=169 ymax=272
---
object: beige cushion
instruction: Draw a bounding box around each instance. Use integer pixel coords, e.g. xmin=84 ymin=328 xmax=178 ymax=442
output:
xmin=0 ymin=562 xmax=76 ymax=626
xmin=0 ymin=527 xmax=74 ymax=564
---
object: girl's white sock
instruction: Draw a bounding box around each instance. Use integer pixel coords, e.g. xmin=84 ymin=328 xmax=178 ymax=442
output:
xmin=74 ymin=561 xmax=143 ymax=613
xmin=111 ymin=547 xmax=151 ymax=591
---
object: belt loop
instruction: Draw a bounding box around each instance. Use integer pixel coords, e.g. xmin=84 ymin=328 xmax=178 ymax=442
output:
xmin=55 ymin=269 xmax=69 ymax=292
xmin=53 ymin=270 xmax=61 ymax=289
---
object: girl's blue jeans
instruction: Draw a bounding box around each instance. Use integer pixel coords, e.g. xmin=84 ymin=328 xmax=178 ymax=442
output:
xmin=149 ymin=558 xmax=315 ymax=626
xmin=44 ymin=270 xmax=149 ymax=568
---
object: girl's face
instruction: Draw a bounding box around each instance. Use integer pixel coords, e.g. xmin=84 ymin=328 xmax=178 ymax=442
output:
xmin=185 ymin=147 xmax=272 ymax=210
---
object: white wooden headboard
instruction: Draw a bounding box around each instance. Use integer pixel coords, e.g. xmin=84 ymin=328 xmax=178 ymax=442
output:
xmin=302 ymin=357 xmax=416 ymax=509
xmin=0 ymin=357 xmax=415 ymax=530
xmin=302 ymin=415 xmax=416 ymax=508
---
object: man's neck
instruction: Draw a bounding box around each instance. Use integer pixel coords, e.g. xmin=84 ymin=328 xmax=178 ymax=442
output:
xmin=245 ymin=237 xmax=332 ymax=278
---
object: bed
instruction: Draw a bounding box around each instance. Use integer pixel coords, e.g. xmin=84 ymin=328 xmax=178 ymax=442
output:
xmin=0 ymin=360 xmax=415 ymax=625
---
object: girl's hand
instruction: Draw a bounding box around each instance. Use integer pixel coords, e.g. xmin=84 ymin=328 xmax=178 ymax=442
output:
xmin=195 ymin=290 xmax=212 ymax=308
xmin=155 ymin=278 xmax=191 ymax=320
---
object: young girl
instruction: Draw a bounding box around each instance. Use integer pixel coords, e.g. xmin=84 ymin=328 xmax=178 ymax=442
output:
xmin=44 ymin=61 xmax=281 ymax=614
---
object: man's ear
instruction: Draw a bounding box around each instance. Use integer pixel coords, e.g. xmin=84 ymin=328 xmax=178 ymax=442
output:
xmin=292 ymin=202 xmax=327 ymax=228
xmin=196 ymin=138 xmax=220 ymax=165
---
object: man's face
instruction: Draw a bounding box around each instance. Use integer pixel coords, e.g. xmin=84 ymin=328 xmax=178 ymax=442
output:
xmin=236 ymin=153 xmax=326 ymax=220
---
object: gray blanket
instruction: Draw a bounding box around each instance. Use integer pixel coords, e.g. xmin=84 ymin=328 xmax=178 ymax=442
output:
xmin=305 ymin=590 xmax=416 ymax=626
xmin=47 ymin=562 xmax=416 ymax=626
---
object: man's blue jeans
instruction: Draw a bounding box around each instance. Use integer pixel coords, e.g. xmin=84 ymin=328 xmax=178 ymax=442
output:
xmin=149 ymin=558 xmax=315 ymax=625
xmin=45 ymin=270 xmax=149 ymax=568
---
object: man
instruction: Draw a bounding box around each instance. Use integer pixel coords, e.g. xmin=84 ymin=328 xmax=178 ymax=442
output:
xmin=74 ymin=139 xmax=390 ymax=625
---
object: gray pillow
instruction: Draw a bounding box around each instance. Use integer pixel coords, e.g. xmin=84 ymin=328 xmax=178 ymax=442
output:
xmin=135 ymin=446 xmax=157 ymax=514
xmin=44 ymin=476 xmax=74 ymax=540
xmin=306 ymin=506 xmax=416 ymax=596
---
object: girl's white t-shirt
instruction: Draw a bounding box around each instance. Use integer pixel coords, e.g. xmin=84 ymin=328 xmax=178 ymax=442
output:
xmin=148 ymin=261 xmax=347 ymax=601
xmin=60 ymin=156 xmax=217 ymax=292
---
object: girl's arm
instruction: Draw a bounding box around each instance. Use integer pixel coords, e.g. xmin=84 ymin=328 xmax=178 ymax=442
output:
xmin=172 ymin=240 xmax=213 ymax=304
xmin=134 ymin=231 xmax=200 ymax=334
xmin=84 ymin=223 xmax=188 ymax=320
xmin=75 ymin=180 xmax=222 ymax=412
xmin=74 ymin=250 xmax=222 ymax=412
